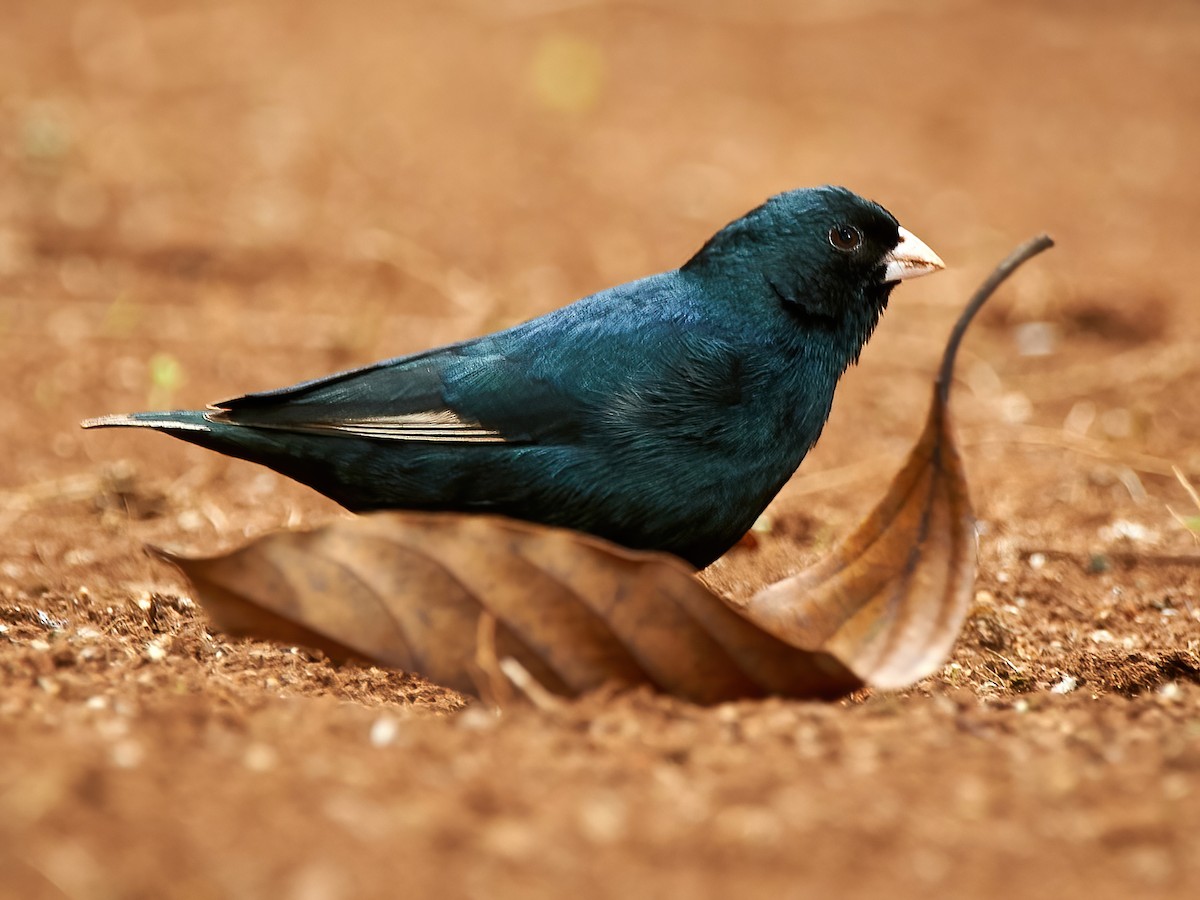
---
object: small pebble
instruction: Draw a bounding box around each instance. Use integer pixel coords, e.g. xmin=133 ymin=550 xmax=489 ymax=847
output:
xmin=1000 ymin=391 xmax=1033 ymax=424
xmin=177 ymin=509 xmax=204 ymax=531
xmin=110 ymin=740 xmax=144 ymax=769
xmin=37 ymin=610 xmax=66 ymax=629
xmin=577 ymin=795 xmax=628 ymax=845
xmin=369 ymin=715 xmax=399 ymax=748
xmin=1050 ymin=675 xmax=1078 ymax=694
xmin=457 ymin=705 xmax=499 ymax=732
xmin=243 ymin=743 xmax=277 ymax=772
xmin=1099 ymin=519 xmax=1154 ymax=543
xmin=1014 ymin=321 xmax=1058 ymax=357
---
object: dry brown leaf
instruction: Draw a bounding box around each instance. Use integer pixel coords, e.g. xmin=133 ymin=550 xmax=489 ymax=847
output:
xmin=158 ymin=514 xmax=860 ymax=703
xmin=158 ymin=236 xmax=1054 ymax=702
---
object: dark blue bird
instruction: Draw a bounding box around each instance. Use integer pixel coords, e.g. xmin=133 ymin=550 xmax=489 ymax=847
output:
xmin=83 ymin=186 xmax=943 ymax=567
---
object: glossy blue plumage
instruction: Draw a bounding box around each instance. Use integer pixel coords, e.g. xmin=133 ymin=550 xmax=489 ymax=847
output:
xmin=85 ymin=186 xmax=936 ymax=567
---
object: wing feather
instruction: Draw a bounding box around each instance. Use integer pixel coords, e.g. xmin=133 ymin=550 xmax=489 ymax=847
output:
xmin=203 ymin=339 xmax=537 ymax=444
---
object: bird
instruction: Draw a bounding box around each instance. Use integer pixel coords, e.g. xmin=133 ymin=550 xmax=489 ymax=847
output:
xmin=83 ymin=186 xmax=943 ymax=568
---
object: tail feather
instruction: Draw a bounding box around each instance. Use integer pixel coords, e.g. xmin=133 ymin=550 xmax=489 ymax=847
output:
xmin=81 ymin=411 xmax=212 ymax=432
xmin=80 ymin=407 xmax=386 ymax=511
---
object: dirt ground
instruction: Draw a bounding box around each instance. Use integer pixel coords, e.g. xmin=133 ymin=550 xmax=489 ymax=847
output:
xmin=2 ymin=1 xmax=1200 ymax=897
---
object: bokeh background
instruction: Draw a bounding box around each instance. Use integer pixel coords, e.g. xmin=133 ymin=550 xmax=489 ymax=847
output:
xmin=2 ymin=2 xmax=1199 ymax=898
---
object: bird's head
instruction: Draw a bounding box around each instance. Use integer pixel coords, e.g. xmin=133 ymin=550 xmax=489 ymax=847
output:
xmin=682 ymin=185 xmax=943 ymax=359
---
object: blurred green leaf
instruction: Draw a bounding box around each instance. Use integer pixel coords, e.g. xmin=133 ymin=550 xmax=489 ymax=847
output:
xmin=147 ymin=352 xmax=185 ymax=409
xmin=21 ymin=105 xmax=72 ymax=161
xmin=529 ymin=34 xmax=605 ymax=114
xmin=150 ymin=353 xmax=184 ymax=390
xmin=103 ymin=293 xmax=140 ymax=337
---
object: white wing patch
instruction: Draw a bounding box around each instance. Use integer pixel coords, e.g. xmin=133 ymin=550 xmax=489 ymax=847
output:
xmin=80 ymin=414 xmax=211 ymax=432
xmin=207 ymin=409 xmax=508 ymax=443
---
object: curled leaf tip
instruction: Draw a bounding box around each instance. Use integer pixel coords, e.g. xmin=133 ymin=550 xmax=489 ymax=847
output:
xmin=735 ymin=234 xmax=1055 ymax=688
xmin=937 ymin=234 xmax=1055 ymax=405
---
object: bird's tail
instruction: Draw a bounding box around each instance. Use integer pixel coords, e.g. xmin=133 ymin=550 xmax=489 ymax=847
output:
xmin=81 ymin=410 xmax=214 ymax=433
xmin=80 ymin=407 xmax=374 ymax=511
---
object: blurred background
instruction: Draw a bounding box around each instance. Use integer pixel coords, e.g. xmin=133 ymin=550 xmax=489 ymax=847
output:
xmin=0 ymin=0 xmax=1197 ymax=561
xmin=2 ymin=3 xmax=1200 ymax=897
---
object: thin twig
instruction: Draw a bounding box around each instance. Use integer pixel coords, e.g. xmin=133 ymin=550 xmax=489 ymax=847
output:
xmin=1169 ymin=465 xmax=1200 ymax=545
xmin=1174 ymin=466 xmax=1200 ymax=509
xmin=1167 ymin=508 xmax=1199 ymax=545
xmin=471 ymin=612 xmax=512 ymax=709
xmin=963 ymin=425 xmax=1182 ymax=478
xmin=987 ymin=649 xmax=1022 ymax=674
xmin=498 ymin=657 xmax=565 ymax=712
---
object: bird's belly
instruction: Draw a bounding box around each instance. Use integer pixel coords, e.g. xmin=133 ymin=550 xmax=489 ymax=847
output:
xmin=537 ymin=437 xmax=800 ymax=565
xmin=310 ymin=423 xmax=811 ymax=568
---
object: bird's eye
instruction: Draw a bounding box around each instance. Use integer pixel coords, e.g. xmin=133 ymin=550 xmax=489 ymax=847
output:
xmin=828 ymin=224 xmax=862 ymax=252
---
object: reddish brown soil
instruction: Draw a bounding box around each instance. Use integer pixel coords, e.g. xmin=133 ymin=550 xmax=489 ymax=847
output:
xmin=3 ymin=1 xmax=1200 ymax=897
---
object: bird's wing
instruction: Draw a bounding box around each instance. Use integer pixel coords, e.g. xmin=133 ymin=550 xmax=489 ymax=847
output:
xmin=207 ymin=274 xmax=735 ymax=447
xmin=207 ymin=338 xmax=581 ymax=445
